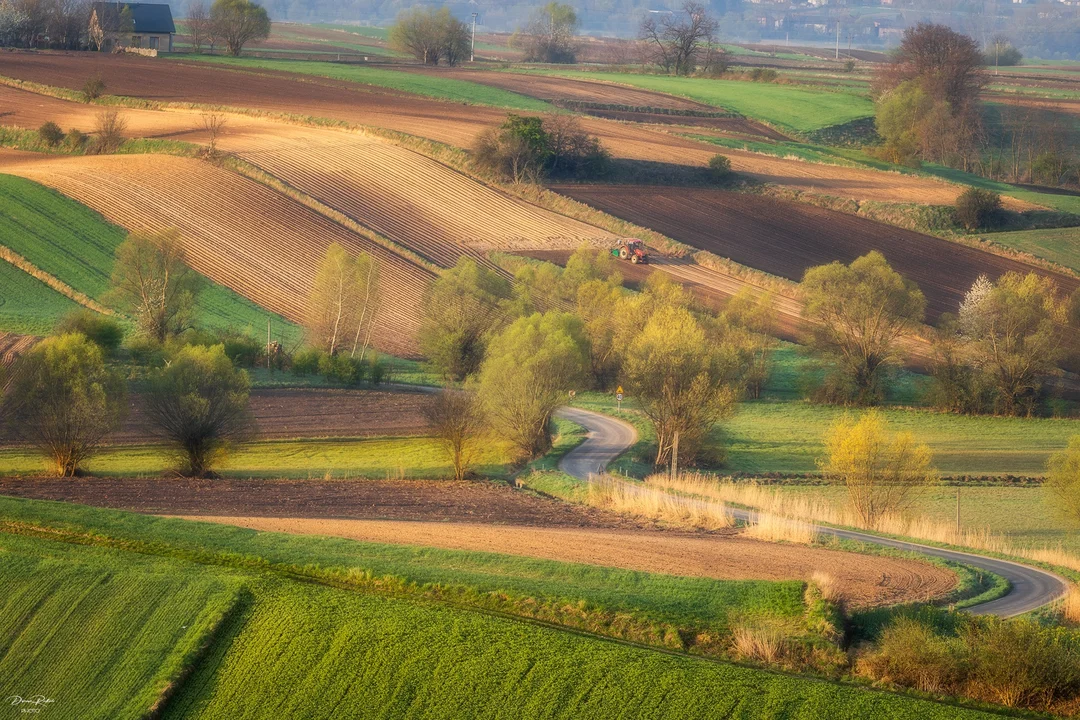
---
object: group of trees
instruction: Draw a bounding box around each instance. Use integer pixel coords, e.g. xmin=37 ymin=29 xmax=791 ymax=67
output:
xmin=874 ymin=23 xmax=1079 ymax=187
xmin=1 ymin=230 xmax=252 ymax=478
xmin=419 ymin=249 xmax=777 ymax=472
xmin=639 ymin=1 xmax=722 ymax=76
xmin=474 ymin=113 xmax=610 ymax=183
xmin=0 ymin=0 xmax=268 ymax=56
xmin=388 ymin=6 xmax=470 ymax=66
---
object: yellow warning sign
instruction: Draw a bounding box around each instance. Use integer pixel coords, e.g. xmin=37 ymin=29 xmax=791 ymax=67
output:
xmin=616 ymin=386 xmax=623 ymax=394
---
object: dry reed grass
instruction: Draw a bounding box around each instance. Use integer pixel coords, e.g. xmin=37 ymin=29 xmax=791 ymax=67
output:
xmin=1062 ymin=585 xmax=1080 ymax=625
xmin=648 ymin=472 xmax=1080 ymax=576
xmin=730 ymin=624 xmax=787 ymax=664
xmin=585 ymin=475 xmax=733 ymax=529
xmin=810 ymin=570 xmax=842 ymax=604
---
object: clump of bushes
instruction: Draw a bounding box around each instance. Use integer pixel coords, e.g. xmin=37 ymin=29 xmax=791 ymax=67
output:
xmin=708 ymin=153 xmax=732 ymax=182
xmin=82 ymin=75 xmax=106 ymax=102
xmin=90 ymin=110 xmax=127 ymax=154
xmin=748 ymin=68 xmax=779 ymax=83
xmin=53 ymin=310 xmax=124 ymax=354
xmin=859 ymin=614 xmax=1080 ymax=712
xmin=474 ymin=113 xmax=610 ymax=184
xmin=291 ymin=346 xmax=387 ymax=386
xmin=954 ymin=187 xmax=1003 ymax=231
xmin=38 ymin=121 xmax=64 ymax=147
xmin=65 ymin=128 xmax=88 ymax=150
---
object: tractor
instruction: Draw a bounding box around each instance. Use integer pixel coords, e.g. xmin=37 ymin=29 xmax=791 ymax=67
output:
xmin=611 ymin=239 xmax=648 ymax=264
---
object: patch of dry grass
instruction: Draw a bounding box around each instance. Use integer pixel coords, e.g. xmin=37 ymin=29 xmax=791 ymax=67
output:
xmin=585 ymin=475 xmax=733 ymax=529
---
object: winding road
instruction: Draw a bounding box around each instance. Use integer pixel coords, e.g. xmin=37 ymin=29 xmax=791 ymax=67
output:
xmin=557 ymin=407 xmax=1067 ymax=617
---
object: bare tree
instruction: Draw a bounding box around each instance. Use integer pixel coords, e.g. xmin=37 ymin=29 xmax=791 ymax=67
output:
xmin=639 ymin=1 xmax=717 ymax=76
xmin=423 ymin=389 xmax=486 ymax=482
xmin=107 ymin=229 xmax=200 ymax=343
xmin=349 ymin=252 xmax=380 ymax=360
xmin=92 ymin=109 xmax=127 ymax=153
xmin=187 ymin=0 xmax=209 ymax=53
xmin=522 ymin=1 xmax=579 ymax=63
xmin=201 ymin=112 xmax=227 ymax=155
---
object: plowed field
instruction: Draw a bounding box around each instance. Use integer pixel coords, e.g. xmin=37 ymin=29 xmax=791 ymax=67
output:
xmin=554 ymin=186 xmax=1079 ymax=318
xmin=0 ymin=332 xmax=35 ymax=367
xmin=0 ymin=54 xmax=994 ymax=206
xmin=0 ymin=150 xmax=433 ymax=357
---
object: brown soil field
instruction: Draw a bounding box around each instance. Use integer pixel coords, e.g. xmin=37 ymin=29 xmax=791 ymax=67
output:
xmin=0 ymin=53 xmax=995 ymax=206
xmin=0 ymin=332 xmax=35 ymax=367
xmin=553 ymin=185 xmax=1080 ymax=319
xmin=178 ymin=516 xmax=956 ymax=608
xmin=0 ymin=149 xmax=434 ymax=357
xmin=0 ymin=85 xmax=615 ymax=270
xmin=112 ymin=388 xmax=434 ymax=443
xmin=0 ymin=474 xmax=955 ymax=606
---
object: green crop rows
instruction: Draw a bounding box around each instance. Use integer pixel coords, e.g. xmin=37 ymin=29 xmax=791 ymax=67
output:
xmin=0 ymin=259 xmax=82 ymax=334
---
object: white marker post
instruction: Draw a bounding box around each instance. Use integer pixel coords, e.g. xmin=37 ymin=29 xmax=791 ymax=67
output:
xmin=616 ymin=386 xmax=624 ymax=412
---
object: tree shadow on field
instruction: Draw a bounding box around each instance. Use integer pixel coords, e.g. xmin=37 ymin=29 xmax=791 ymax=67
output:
xmin=564 ymin=158 xmax=753 ymax=188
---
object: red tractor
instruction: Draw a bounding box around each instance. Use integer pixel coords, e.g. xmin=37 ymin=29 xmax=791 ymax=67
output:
xmin=611 ymin=239 xmax=648 ymax=264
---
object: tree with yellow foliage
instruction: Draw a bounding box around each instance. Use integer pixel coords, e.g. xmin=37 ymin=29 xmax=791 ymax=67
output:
xmin=821 ymin=411 xmax=935 ymax=528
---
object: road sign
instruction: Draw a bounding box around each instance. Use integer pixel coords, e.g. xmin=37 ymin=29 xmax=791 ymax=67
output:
xmin=616 ymin=392 xmax=623 ymax=402
xmin=616 ymin=386 xmax=623 ymax=394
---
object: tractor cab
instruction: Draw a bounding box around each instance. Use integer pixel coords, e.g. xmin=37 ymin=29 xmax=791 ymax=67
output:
xmin=611 ymin=238 xmax=648 ymax=264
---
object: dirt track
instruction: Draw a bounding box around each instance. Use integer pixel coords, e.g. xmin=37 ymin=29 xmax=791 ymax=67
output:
xmin=553 ymin=185 xmax=1080 ymax=319
xmin=176 ymin=516 xmax=956 ymax=608
xmin=0 ymin=473 xmax=955 ymax=607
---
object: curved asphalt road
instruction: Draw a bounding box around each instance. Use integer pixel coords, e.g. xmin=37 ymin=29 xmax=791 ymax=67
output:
xmin=557 ymin=406 xmax=1067 ymax=617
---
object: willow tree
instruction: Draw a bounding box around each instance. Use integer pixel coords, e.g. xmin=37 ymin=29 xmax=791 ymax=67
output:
xmin=108 ymin=229 xmax=199 ymax=343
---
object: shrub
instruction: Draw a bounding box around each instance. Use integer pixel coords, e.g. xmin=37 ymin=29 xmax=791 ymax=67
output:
xmin=82 ymin=75 xmax=105 ymax=101
xmin=963 ymin=618 xmax=1080 ymax=709
xmin=858 ymin=617 xmax=965 ymax=694
xmin=53 ymin=310 xmax=124 ymax=354
xmin=91 ymin=110 xmax=127 ymax=154
xmin=290 ymin=347 xmax=323 ymax=376
xmin=38 ymin=121 xmax=64 ymax=147
xmin=126 ymin=335 xmax=163 ymax=365
xmin=708 ymin=153 xmax=732 ymax=181
xmin=954 ymin=187 xmax=1002 ymax=230
xmin=65 ymin=128 xmax=88 ymax=149
xmin=221 ymin=333 xmax=262 ymax=367
xmin=749 ymin=68 xmax=778 ymax=83
xmin=844 ymin=59 xmax=856 ymax=72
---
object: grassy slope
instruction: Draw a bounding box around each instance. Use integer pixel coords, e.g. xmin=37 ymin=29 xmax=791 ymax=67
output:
xmin=0 ymin=532 xmax=241 ymax=720
xmin=0 ymin=259 xmax=82 ymax=334
xmin=0 ymin=499 xmax=1011 ymax=720
xmin=0 ymin=174 xmax=304 ymax=343
xmin=514 ymin=69 xmax=875 ymax=133
xmin=179 ymin=56 xmax=551 ymax=111
xmin=981 ymin=226 xmax=1080 ymax=272
xmin=0 ymin=436 xmax=516 ymax=479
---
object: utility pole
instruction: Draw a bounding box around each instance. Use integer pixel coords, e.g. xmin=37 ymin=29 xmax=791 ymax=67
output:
xmin=956 ymin=486 xmax=961 ymax=535
xmin=470 ymin=12 xmax=478 ymax=63
xmin=670 ymin=431 xmax=680 ymax=480
xmin=266 ymin=317 xmax=271 ymax=371
xmin=835 ymin=21 xmax=840 ymax=60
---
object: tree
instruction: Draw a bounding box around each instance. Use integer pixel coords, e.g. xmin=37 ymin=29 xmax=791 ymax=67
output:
xmin=926 ymin=313 xmax=987 ymax=414
xmin=305 ymin=243 xmax=378 ymax=357
xmin=423 ymin=389 xmax=486 ymax=482
xmin=349 ymin=251 xmax=380 ymax=360
xmin=144 ymin=344 xmax=251 ymax=477
xmin=821 ymin=411 xmax=934 ymax=529
xmin=959 ymin=272 xmax=1067 ymax=416
xmin=87 ymin=7 xmax=103 ymax=50
xmin=955 ymin=188 xmax=1002 ymax=230
xmin=478 ymin=312 xmax=588 ymax=458
xmin=639 ymin=1 xmax=718 ymax=76
xmin=623 ymin=304 xmax=738 ymax=467
xmin=54 ymin=309 xmax=124 ymax=354
xmin=1047 ymin=437 xmax=1080 ymax=526
xmin=92 ymin=109 xmax=126 ymax=153
xmin=187 ymin=0 xmax=210 ymax=53
xmin=985 ymin=35 xmax=1023 ymax=68
xmin=107 ymin=229 xmax=200 ymax=343
xmin=389 ymin=6 xmax=469 ymax=66
xmin=209 ymin=0 xmax=269 ymax=57
xmin=419 ymin=257 xmax=514 ymax=380
xmin=0 ymin=1 xmax=29 ymax=47
xmin=721 ymin=288 xmax=778 ymax=399
xmin=7 ymin=333 xmax=126 ymax=476
xmin=801 ymin=252 xmax=926 ymax=405
xmin=522 ymin=2 xmax=578 ymax=63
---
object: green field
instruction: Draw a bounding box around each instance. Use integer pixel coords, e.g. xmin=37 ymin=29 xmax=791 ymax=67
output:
xmin=0 ymin=259 xmax=83 ymax=334
xmin=0 ymin=174 xmax=303 ymax=344
xmin=514 ymin=69 xmax=875 ymax=133
xmin=0 ymin=436 xmax=516 ymax=479
xmin=0 ymin=531 xmax=242 ymax=719
xmin=980 ymin=226 xmax=1080 ymax=272
xmin=0 ymin=499 xmax=1015 ymax=719
xmin=180 ymin=56 xmax=552 ymax=111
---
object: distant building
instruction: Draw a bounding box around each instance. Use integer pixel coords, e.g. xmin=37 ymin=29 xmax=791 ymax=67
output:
xmin=90 ymin=2 xmax=176 ymax=52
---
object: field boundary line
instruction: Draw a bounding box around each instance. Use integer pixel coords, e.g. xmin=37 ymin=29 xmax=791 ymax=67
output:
xmin=0 ymin=244 xmax=117 ymax=316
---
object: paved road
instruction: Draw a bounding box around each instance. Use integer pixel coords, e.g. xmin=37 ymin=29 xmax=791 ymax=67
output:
xmin=558 ymin=406 xmax=1067 ymax=617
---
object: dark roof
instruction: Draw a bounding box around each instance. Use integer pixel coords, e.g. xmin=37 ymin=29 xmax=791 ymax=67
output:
xmin=92 ymin=3 xmax=176 ymax=34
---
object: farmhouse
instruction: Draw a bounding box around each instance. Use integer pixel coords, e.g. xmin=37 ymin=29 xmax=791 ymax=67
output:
xmin=90 ymin=2 xmax=176 ymax=53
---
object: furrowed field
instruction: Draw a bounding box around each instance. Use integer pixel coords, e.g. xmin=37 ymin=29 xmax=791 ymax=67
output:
xmin=0 ymin=257 xmax=81 ymax=334
xmin=0 ymin=174 xmax=304 ymax=344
